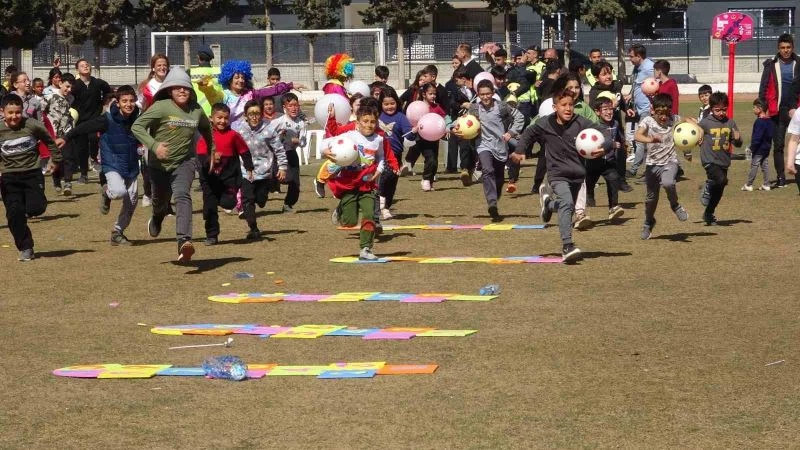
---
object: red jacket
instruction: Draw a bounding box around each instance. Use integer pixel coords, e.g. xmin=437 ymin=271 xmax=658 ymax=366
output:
xmin=759 ymin=53 xmax=800 ymax=117
xmin=657 ymin=78 xmax=680 ymax=115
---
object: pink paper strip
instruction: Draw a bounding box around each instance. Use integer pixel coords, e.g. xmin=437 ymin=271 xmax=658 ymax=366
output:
xmin=400 ymin=296 xmax=446 ymax=303
xmin=362 ymin=331 xmax=417 ymax=340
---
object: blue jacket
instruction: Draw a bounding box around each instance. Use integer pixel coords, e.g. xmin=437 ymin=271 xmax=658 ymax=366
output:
xmin=68 ymin=103 xmax=141 ymax=179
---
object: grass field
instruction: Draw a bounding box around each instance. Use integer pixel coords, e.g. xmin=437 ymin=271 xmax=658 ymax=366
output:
xmin=3 ymin=99 xmax=800 ymax=448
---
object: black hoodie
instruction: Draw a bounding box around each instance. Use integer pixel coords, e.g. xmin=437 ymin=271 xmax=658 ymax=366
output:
xmin=516 ymin=114 xmax=593 ymax=183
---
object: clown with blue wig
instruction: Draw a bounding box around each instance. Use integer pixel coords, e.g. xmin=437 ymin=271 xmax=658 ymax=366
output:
xmin=198 ymin=60 xmax=297 ymax=127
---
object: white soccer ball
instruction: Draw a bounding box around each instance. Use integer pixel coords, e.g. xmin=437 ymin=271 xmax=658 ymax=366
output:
xmin=328 ymin=135 xmax=359 ymax=166
xmin=575 ymin=128 xmax=605 ymax=159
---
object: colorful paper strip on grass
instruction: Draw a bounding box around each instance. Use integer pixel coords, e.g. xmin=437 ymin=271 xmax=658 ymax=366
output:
xmin=338 ymin=224 xmax=545 ymax=231
xmin=150 ymin=324 xmax=477 ymax=340
xmin=329 ymin=256 xmax=563 ymax=264
xmin=53 ymin=362 xmax=438 ymax=379
xmin=208 ymin=292 xmax=498 ymax=303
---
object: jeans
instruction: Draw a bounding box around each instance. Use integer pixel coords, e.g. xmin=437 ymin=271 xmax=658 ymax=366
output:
xmin=478 ymin=152 xmax=506 ymax=208
xmin=746 ymin=153 xmax=770 ymax=186
xmin=547 ymin=180 xmax=582 ymax=245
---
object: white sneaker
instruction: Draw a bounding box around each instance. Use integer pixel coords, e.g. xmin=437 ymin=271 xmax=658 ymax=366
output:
xmin=573 ymin=213 xmax=592 ymax=230
xmin=142 ymin=195 xmax=152 ymax=207
xmin=421 ymin=179 xmax=432 ymax=191
xmin=331 ymin=208 xmax=340 ymax=226
xmin=359 ymin=247 xmax=378 ymax=261
xmin=380 ymin=208 xmax=393 ymax=220
xmin=282 ymin=204 xmax=295 ymax=213
xmin=741 ymin=184 xmax=753 ymax=192
xmin=758 ymin=184 xmax=771 ymax=191
xmin=313 ymin=179 xmax=326 ymax=198
xmin=472 ymin=170 xmax=483 ymax=183
xmin=400 ymin=162 xmax=412 ymax=177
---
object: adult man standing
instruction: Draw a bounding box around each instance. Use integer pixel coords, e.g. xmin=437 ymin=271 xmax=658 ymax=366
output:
xmin=759 ymin=33 xmax=800 ymax=188
xmin=456 ymin=43 xmax=484 ymax=80
xmin=189 ymin=45 xmax=220 ymax=117
xmin=625 ymin=43 xmax=654 ymax=178
xmin=70 ymin=58 xmax=111 ymax=184
xmin=585 ymin=48 xmax=617 ymax=86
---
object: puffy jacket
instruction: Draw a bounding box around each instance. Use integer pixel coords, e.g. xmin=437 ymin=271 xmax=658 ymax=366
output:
xmin=759 ymin=53 xmax=800 ymax=118
xmin=100 ymin=104 xmax=140 ymax=179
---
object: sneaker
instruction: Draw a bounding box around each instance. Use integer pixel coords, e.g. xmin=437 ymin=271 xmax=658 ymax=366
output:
xmin=62 ymin=182 xmax=73 ymax=196
xmin=608 ymin=205 xmax=624 ymax=220
xmin=460 ymin=169 xmax=471 ymax=186
xmin=531 ymin=183 xmax=540 ymax=194
xmin=641 ymin=219 xmax=656 ymax=240
xmin=17 ymin=248 xmax=34 ymax=261
xmin=380 ymin=208 xmax=393 ymax=220
xmin=538 ymin=184 xmax=552 ymax=223
xmin=626 ymin=169 xmax=637 ymax=178
xmin=586 ymin=196 xmax=596 ymax=207
xmin=619 ymin=183 xmax=633 ymax=193
xmin=759 ymin=184 xmax=771 ymax=191
xmin=54 ymin=182 xmax=62 ymax=193
xmin=673 ymin=204 xmax=689 ymax=221
xmin=177 ymin=239 xmax=195 ymax=262
xmin=167 ymin=205 xmax=175 ymax=217
xmin=741 ymin=184 xmax=753 ymax=192
xmin=777 ymin=179 xmax=787 ymax=188
xmin=282 ymin=204 xmax=295 ymax=213
xmin=76 ymin=176 xmax=89 ymax=184
xmin=99 ymin=187 xmax=111 ymax=215
xmin=506 ymin=183 xmax=517 ymax=194
xmin=110 ymin=231 xmax=132 ymax=246
xmin=246 ymin=229 xmax=261 ymax=240
xmin=147 ymin=216 xmax=162 ymax=238
xmin=573 ymin=213 xmax=591 ymax=230
xmin=703 ymin=213 xmax=718 ymax=226
xmin=222 ymin=208 xmax=233 ymax=215
xmin=313 ymin=179 xmax=326 ymax=198
xmin=700 ymin=181 xmax=710 ymax=206
xmin=141 ymin=195 xmax=152 ymax=207
xmin=488 ymin=205 xmax=501 ymax=222
xmin=421 ymin=179 xmax=432 ymax=191
xmin=561 ymin=243 xmax=582 ymax=263
xmin=331 ymin=208 xmax=340 ymax=226
xmin=204 ymin=236 xmax=218 ymax=246
xmin=359 ymin=247 xmax=378 ymax=261
xmin=472 ymin=170 xmax=483 ymax=183
xmin=399 ymin=162 xmax=412 ymax=177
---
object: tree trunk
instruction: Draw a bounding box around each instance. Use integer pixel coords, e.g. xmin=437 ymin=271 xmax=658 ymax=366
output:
xmin=264 ymin=4 xmax=273 ymax=67
xmin=94 ymin=46 xmax=101 ymax=77
xmin=309 ymin=39 xmax=316 ymax=90
xmin=616 ymin=18 xmax=626 ymax=82
xmin=504 ymin=12 xmax=511 ymax=52
xmin=396 ymin=32 xmax=405 ymax=89
xmin=563 ymin=14 xmax=572 ymax=67
xmin=183 ymin=36 xmax=191 ymax=70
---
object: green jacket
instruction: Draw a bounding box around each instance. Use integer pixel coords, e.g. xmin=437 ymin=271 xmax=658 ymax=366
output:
xmin=131 ymin=99 xmax=213 ymax=172
xmin=0 ymin=118 xmax=61 ymax=173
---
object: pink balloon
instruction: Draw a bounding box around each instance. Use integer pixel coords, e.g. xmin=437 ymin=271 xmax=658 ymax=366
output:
xmin=406 ymin=101 xmax=430 ymax=126
xmin=417 ymin=113 xmax=447 ymax=141
xmin=473 ymin=71 xmax=496 ymax=89
xmin=641 ymin=77 xmax=659 ymax=95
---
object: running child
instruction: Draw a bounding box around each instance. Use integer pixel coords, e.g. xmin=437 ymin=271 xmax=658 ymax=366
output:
xmin=271 ymin=93 xmax=306 ymax=213
xmin=634 ymin=93 xmax=690 ymax=240
xmin=698 ymin=92 xmax=742 ymax=225
xmin=378 ymin=87 xmax=414 ymax=219
xmin=587 ymin=96 xmax=625 ymax=221
xmin=461 ymin=79 xmax=524 ymax=221
xmin=45 ymin=73 xmax=76 ymax=194
xmin=236 ymin=100 xmax=287 ymax=238
xmin=415 ymin=82 xmax=447 ymax=191
xmin=197 ymin=103 xmax=254 ymax=244
xmin=742 ymin=98 xmax=775 ymax=192
xmin=0 ymin=94 xmax=63 ymax=261
xmin=511 ymin=90 xmax=597 ymax=263
xmin=325 ymin=104 xmax=396 ymax=260
xmin=131 ymin=68 xmax=214 ymax=262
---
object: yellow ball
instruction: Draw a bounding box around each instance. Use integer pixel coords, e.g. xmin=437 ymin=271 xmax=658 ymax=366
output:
xmin=69 ymin=108 xmax=79 ymax=123
xmin=454 ymin=114 xmax=480 ymax=140
xmin=673 ymin=123 xmax=701 ymax=150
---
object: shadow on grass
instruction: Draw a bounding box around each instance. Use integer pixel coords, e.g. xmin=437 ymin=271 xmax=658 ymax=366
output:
xmin=49 ymin=193 xmax=94 ymax=202
xmin=711 ymin=219 xmax=753 ymax=227
xmin=618 ymin=202 xmax=641 ymax=209
xmin=391 ymin=213 xmax=420 ymax=220
xmin=474 ymin=213 xmax=534 ymax=220
xmin=224 ymin=236 xmax=275 ymax=244
xmin=36 ymin=249 xmax=96 ymax=258
xmin=127 ymin=237 xmax=179 ymax=246
xmin=593 ymin=217 xmax=634 ymax=228
xmin=31 ymin=213 xmax=80 ymax=222
xmin=421 ymin=213 xmax=466 ymax=218
xmin=652 ymin=231 xmax=717 ymax=242
xmin=294 ymin=208 xmax=329 ymax=214
xmin=167 ymin=256 xmax=252 ymax=274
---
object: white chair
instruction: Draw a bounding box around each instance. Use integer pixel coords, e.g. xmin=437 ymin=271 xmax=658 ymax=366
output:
xmin=296 ymin=139 xmax=311 ymax=165
xmin=307 ymin=129 xmax=326 ymax=160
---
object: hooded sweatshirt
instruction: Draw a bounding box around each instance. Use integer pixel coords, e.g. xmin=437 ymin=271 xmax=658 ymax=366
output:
xmin=699 ymin=114 xmax=742 ymax=168
xmin=131 ymin=68 xmax=214 ymax=172
xmin=515 ymin=114 xmax=593 ymax=183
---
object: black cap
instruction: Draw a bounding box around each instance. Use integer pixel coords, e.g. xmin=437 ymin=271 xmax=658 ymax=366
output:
xmin=198 ymin=45 xmax=214 ymax=60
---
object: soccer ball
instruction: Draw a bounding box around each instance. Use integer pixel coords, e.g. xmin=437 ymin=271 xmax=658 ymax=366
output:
xmin=329 ymin=136 xmax=358 ymax=166
xmin=673 ymin=123 xmax=701 ymax=150
xmin=575 ymin=128 xmax=605 ymax=159
xmin=454 ymin=114 xmax=480 ymax=140
xmin=69 ymin=108 xmax=79 ymax=123
xmin=641 ymin=77 xmax=659 ymax=96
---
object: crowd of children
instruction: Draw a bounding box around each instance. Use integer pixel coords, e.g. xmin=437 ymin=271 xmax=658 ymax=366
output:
xmin=1 ymin=34 xmax=799 ymax=264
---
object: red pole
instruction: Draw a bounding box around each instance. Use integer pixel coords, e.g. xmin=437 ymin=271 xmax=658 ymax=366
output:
xmin=727 ymin=42 xmax=736 ymax=118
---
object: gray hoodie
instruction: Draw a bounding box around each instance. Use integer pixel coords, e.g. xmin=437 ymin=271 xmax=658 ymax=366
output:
xmin=235 ymin=119 xmax=287 ymax=180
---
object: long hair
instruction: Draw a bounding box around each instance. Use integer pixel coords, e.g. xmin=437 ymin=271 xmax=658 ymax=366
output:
xmin=139 ymin=53 xmax=170 ymax=92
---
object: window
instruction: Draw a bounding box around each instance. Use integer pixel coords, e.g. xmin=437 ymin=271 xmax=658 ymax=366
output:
xmin=542 ymin=12 xmax=578 ymax=42
xmin=227 ymin=6 xmax=246 ymax=25
xmin=731 ymin=8 xmax=795 ymax=37
xmin=433 ymin=9 xmax=492 ymax=33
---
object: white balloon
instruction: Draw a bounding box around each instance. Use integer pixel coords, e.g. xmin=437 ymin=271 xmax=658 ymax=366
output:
xmin=538 ymin=98 xmax=554 ymax=117
xmin=314 ymin=94 xmax=352 ymax=127
xmin=347 ymin=80 xmax=371 ymax=98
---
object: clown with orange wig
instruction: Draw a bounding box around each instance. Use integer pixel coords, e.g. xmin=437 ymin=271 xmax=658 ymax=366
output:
xmin=323 ymin=53 xmax=354 ymax=98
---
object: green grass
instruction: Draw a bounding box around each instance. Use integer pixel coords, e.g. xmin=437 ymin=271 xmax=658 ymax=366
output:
xmin=2 ymin=99 xmax=799 ymax=448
